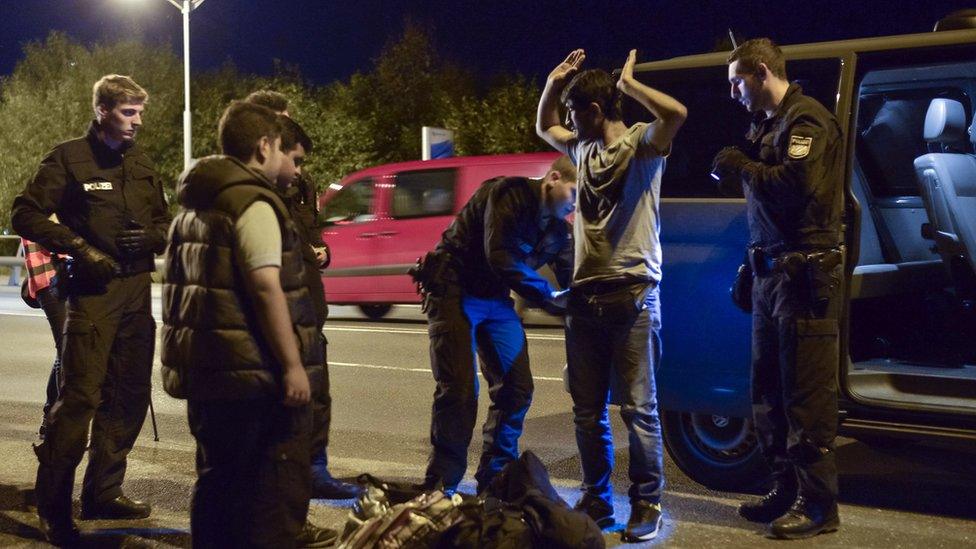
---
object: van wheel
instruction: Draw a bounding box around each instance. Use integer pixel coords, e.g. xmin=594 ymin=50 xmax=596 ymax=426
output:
xmin=661 ymin=410 xmax=767 ymax=492
xmin=359 ymin=304 xmax=393 ymax=320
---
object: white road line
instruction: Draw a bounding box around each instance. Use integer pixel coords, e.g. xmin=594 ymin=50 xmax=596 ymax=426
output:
xmin=0 ymin=313 xmax=564 ymax=340
xmin=325 ymin=325 xmax=565 ymax=341
xmin=331 ymin=361 xmax=563 ymax=382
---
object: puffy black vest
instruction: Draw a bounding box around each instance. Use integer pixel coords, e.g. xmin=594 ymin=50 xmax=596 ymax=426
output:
xmin=160 ymin=155 xmax=323 ymax=401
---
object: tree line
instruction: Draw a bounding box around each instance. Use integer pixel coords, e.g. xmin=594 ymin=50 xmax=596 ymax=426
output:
xmin=0 ymin=25 xmax=547 ymax=229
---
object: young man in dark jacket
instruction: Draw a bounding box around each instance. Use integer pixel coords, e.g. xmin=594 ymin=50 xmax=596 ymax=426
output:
xmin=420 ymin=156 xmax=577 ymax=495
xmin=161 ymin=101 xmax=323 ymax=548
xmin=12 ymin=74 xmax=170 ymax=545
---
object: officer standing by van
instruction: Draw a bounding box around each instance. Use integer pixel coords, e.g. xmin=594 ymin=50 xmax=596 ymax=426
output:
xmin=711 ymin=38 xmax=845 ymax=539
xmin=414 ymin=156 xmax=577 ymax=495
xmin=11 ymin=75 xmax=170 ymax=545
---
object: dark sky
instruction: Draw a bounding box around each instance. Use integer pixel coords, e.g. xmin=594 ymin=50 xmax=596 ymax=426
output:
xmin=0 ymin=1 xmax=970 ymax=85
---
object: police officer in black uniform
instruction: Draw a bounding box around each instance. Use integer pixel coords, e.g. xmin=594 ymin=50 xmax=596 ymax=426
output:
xmin=712 ymin=39 xmax=845 ymax=540
xmin=11 ymin=75 xmax=170 ymax=545
xmin=414 ymin=156 xmax=576 ymax=494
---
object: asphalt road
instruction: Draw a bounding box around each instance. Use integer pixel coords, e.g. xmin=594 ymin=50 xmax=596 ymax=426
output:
xmin=0 ymin=285 xmax=974 ymax=548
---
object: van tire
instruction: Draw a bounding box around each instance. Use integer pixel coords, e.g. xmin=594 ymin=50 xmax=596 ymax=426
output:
xmin=661 ymin=409 xmax=768 ymax=492
xmin=359 ymin=304 xmax=393 ymax=320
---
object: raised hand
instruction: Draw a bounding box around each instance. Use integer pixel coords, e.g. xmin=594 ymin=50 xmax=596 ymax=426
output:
xmin=548 ymin=49 xmax=586 ymax=84
xmin=617 ymin=49 xmax=638 ymax=92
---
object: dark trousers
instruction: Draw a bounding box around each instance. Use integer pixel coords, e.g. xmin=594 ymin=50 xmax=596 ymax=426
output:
xmin=424 ymin=290 xmax=533 ymax=492
xmin=310 ymin=334 xmax=332 ymax=466
xmin=566 ymin=285 xmax=664 ymax=505
xmin=189 ymin=399 xmax=311 ymax=549
xmin=34 ymin=273 xmax=155 ymax=520
xmin=751 ymin=268 xmax=840 ymax=505
xmin=37 ymin=287 xmax=67 ymax=434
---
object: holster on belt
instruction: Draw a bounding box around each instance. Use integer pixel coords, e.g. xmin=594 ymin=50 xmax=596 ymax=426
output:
xmin=749 ymin=246 xmax=843 ymax=316
xmin=408 ymin=250 xmax=456 ymax=312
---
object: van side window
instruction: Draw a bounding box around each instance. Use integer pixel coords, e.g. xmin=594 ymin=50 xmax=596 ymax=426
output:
xmin=392 ymin=169 xmax=456 ymax=218
xmin=320 ymin=177 xmax=375 ymax=224
xmin=631 ymin=60 xmax=841 ymax=199
xmin=857 ymin=77 xmax=971 ymax=198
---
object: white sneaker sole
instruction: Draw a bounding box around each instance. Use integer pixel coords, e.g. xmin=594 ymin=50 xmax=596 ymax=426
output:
xmin=624 ymin=514 xmax=663 ymax=542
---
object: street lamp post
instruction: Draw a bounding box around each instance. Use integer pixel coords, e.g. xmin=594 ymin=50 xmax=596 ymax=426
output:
xmin=165 ymin=0 xmax=206 ymax=171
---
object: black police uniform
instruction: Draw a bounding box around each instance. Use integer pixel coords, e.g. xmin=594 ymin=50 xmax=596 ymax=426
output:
xmin=419 ymin=176 xmax=572 ymax=492
xmin=281 ymin=176 xmax=347 ymax=492
xmin=719 ymin=84 xmax=845 ymax=516
xmin=11 ymin=121 xmax=170 ymax=525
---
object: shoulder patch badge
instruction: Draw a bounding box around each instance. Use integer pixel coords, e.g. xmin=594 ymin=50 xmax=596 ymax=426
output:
xmin=787 ymin=135 xmax=813 ymax=159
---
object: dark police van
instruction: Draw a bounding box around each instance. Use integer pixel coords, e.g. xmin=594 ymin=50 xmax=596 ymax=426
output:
xmin=637 ymin=13 xmax=976 ymax=489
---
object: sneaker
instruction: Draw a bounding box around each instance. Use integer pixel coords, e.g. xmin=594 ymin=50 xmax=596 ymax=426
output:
xmin=623 ymin=500 xmax=663 ymax=542
xmin=296 ymin=520 xmax=338 ymax=548
xmin=573 ymin=494 xmax=615 ymax=528
xmin=768 ymin=496 xmax=840 ymax=540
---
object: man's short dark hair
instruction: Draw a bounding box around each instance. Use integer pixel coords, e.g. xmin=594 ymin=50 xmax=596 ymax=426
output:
xmin=550 ymin=155 xmax=577 ymax=182
xmin=728 ymin=38 xmax=787 ymax=80
xmin=561 ymin=69 xmax=622 ymax=121
xmin=278 ymin=115 xmax=313 ymax=154
xmin=244 ymin=90 xmax=289 ymax=113
xmin=218 ymin=101 xmax=281 ymax=162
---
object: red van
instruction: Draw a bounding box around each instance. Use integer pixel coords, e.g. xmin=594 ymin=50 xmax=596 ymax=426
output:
xmin=318 ymin=152 xmax=561 ymax=318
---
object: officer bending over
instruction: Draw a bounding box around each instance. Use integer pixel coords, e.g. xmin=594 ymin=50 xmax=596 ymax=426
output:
xmin=12 ymin=74 xmax=170 ymax=545
xmin=415 ymin=156 xmax=577 ymax=494
xmin=712 ymin=38 xmax=845 ymax=540
xmin=161 ymin=101 xmax=324 ymax=547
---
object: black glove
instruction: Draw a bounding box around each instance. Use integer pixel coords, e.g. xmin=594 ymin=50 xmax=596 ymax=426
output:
xmin=68 ymin=237 xmax=118 ymax=286
xmin=711 ymin=146 xmax=751 ymax=180
xmin=116 ymin=227 xmax=165 ymax=257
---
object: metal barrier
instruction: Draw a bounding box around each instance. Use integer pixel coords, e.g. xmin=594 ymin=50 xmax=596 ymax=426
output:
xmin=1 ymin=235 xmax=24 ymax=286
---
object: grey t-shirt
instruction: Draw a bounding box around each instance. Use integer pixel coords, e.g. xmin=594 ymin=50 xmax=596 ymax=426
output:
xmin=235 ymin=200 xmax=282 ymax=271
xmin=568 ymin=122 xmax=667 ymax=286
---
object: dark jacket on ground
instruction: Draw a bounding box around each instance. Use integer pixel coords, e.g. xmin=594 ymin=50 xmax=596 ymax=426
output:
xmin=160 ymin=155 xmax=323 ymax=401
xmin=11 ymin=121 xmax=170 ymax=273
xmin=741 ymin=84 xmax=845 ymax=253
xmin=437 ymin=177 xmax=573 ymax=302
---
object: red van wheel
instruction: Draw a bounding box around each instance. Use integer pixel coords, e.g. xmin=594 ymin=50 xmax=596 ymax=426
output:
xmin=359 ymin=304 xmax=393 ymax=320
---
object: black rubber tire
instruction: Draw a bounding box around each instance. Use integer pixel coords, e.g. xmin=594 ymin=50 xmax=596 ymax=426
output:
xmin=661 ymin=409 xmax=768 ymax=492
xmin=359 ymin=304 xmax=393 ymax=320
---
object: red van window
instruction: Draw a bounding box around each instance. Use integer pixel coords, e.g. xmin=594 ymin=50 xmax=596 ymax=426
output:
xmin=391 ymin=169 xmax=456 ymax=219
xmin=321 ymin=177 xmax=375 ymax=225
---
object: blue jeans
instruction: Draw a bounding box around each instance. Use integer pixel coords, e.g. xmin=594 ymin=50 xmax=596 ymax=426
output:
xmin=425 ymin=291 xmax=533 ymax=492
xmin=566 ymin=285 xmax=664 ymax=505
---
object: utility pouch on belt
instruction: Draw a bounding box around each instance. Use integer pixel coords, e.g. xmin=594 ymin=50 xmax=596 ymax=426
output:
xmin=730 ymin=261 xmax=753 ymax=313
xmin=569 ymin=281 xmax=652 ymax=319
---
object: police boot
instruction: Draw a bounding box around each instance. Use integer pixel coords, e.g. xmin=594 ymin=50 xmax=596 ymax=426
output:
xmin=738 ymin=480 xmax=797 ymax=523
xmin=768 ymin=495 xmax=840 ymax=539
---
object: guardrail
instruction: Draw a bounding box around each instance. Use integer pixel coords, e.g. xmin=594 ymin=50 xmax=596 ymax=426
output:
xmin=0 ymin=235 xmax=24 ymax=286
xmin=1 ymin=235 xmax=167 ymax=287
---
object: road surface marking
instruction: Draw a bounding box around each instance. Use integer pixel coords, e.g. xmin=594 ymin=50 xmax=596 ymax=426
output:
xmin=330 ymin=361 xmax=562 ymax=382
